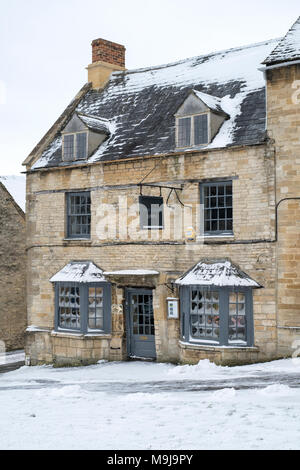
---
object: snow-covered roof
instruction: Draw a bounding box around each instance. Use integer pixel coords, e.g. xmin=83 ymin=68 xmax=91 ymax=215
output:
xmin=192 ymin=90 xmax=227 ymax=116
xmin=263 ymin=17 xmax=300 ymax=66
xmin=0 ymin=175 xmax=26 ymax=212
xmin=50 ymin=261 xmax=107 ymax=283
xmin=77 ymin=113 xmax=111 ymax=134
xmin=175 ymin=260 xmax=262 ymax=288
xmin=31 ymin=38 xmax=280 ymax=170
xmin=103 ymin=269 xmax=159 ymax=276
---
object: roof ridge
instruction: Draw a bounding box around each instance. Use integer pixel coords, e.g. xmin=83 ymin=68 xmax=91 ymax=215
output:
xmin=111 ymin=37 xmax=281 ymax=77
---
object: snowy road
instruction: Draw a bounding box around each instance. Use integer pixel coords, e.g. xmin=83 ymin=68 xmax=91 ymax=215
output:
xmin=0 ymin=359 xmax=300 ymax=450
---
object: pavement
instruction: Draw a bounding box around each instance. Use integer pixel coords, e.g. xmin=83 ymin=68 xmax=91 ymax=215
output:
xmin=0 ymin=350 xmax=25 ymax=374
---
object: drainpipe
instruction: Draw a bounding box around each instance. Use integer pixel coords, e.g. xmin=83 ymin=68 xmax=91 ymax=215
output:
xmin=275 ymin=197 xmax=300 ymax=241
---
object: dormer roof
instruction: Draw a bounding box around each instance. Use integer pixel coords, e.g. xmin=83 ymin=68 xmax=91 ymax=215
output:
xmin=191 ymin=90 xmax=229 ymax=117
xmin=77 ymin=113 xmax=111 ymax=134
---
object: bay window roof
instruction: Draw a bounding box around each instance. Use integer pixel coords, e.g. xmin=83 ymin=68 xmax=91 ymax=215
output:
xmin=175 ymin=259 xmax=262 ymax=288
xmin=50 ymin=261 xmax=107 ymax=283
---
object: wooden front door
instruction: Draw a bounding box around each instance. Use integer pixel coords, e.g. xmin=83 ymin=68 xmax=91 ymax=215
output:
xmin=126 ymin=289 xmax=156 ymax=359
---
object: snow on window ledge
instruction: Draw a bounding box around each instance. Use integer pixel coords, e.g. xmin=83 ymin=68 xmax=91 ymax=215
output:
xmin=51 ymin=330 xmax=112 ymax=339
xmin=179 ymin=340 xmax=258 ymax=351
xmin=26 ymin=325 xmax=51 ymax=333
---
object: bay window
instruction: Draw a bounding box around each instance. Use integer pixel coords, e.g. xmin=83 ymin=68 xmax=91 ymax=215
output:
xmin=54 ymin=282 xmax=111 ymax=334
xmin=180 ymin=286 xmax=254 ymax=346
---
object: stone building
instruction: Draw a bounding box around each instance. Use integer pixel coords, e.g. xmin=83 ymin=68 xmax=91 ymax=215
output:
xmin=23 ymin=18 xmax=300 ymax=366
xmin=0 ymin=176 xmax=26 ymax=351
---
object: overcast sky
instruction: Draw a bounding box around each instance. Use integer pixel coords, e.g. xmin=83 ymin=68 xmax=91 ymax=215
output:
xmin=0 ymin=0 xmax=299 ymax=175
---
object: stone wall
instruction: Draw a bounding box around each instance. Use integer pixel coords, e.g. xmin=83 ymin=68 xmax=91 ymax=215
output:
xmin=266 ymin=64 xmax=300 ymax=357
xmin=0 ymin=184 xmax=26 ymax=351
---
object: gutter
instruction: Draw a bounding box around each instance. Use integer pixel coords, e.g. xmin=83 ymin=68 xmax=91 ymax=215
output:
xmin=258 ymin=58 xmax=300 ymax=72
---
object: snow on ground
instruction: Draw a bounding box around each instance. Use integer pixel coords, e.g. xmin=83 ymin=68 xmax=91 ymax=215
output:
xmin=0 ymin=350 xmax=25 ymax=365
xmin=0 ymin=359 xmax=300 ymax=450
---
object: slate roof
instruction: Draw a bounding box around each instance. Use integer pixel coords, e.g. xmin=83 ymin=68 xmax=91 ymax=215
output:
xmin=175 ymin=259 xmax=262 ymax=288
xmin=263 ymin=17 xmax=300 ymax=65
xmin=32 ymin=38 xmax=280 ymax=170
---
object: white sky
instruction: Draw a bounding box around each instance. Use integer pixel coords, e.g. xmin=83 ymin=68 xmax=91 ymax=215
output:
xmin=0 ymin=0 xmax=299 ymax=175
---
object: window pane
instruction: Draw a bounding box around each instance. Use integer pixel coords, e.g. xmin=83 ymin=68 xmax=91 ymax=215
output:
xmin=177 ymin=117 xmax=191 ymax=147
xmin=194 ymin=114 xmax=208 ymax=145
xmin=58 ymin=283 xmax=80 ymax=330
xmin=63 ymin=135 xmax=74 ymax=161
xmin=88 ymin=286 xmax=104 ymax=330
xmin=76 ymin=133 xmax=87 ymax=160
xmin=228 ymin=291 xmax=246 ymax=342
xmin=203 ymin=182 xmax=233 ymax=234
xmin=68 ymin=192 xmax=91 ymax=238
xmin=190 ymin=288 xmax=220 ymax=340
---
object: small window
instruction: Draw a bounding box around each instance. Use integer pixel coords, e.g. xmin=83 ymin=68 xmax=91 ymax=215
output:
xmin=63 ymin=132 xmax=88 ymax=161
xmin=177 ymin=114 xmax=208 ymax=148
xmin=55 ymin=282 xmax=111 ymax=334
xmin=139 ymin=195 xmax=163 ymax=229
xmin=67 ymin=192 xmax=91 ymax=239
xmin=180 ymin=286 xmax=253 ymax=346
xmin=201 ymin=181 xmax=233 ymax=235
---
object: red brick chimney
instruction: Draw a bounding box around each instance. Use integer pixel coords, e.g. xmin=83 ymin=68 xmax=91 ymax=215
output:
xmin=87 ymin=38 xmax=126 ymax=89
xmin=92 ymin=38 xmax=125 ymax=67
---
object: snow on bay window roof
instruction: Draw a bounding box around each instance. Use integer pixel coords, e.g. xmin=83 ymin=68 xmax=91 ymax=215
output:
xmin=175 ymin=259 xmax=262 ymax=288
xmin=50 ymin=261 xmax=107 ymax=283
xmin=31 ymin=38 xmax=280 ymax=170
xmin=263 ymin=17 xmax=300 ymax=66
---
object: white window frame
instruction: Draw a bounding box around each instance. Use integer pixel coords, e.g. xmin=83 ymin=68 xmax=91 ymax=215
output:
xmin=176 ymin=112 xmax=211 ymax=149
xmin=62 ymin=131 xmax=88 ymax=161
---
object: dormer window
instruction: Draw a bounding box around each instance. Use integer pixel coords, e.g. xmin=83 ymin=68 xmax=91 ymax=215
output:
xmin=63 ymin=132 xmax=88 ymax=161
xmin=61 ymin=112 xmax=111 ymax=162
xmin=175 ymin=90 xmax=229 ymax=150
xmin=177 ymin=114 xmax=208 ymax=148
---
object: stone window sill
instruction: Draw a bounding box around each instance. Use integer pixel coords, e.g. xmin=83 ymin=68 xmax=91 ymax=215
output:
xmin=51 ymin=330 xmax=111 ymax=340
xmin=63 ymin=238 xmax=92 ymax=243
xmin=179 ymin=340 xmax=258 ymax=352
xmin=199 ymin=235 xmax=235 ymax=242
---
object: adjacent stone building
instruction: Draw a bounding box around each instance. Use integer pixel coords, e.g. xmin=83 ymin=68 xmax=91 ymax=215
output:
xmin=0 ymin=176 xmax=26 ymax=351
xmin=23 ymin=19 xmax=300 ymax=366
